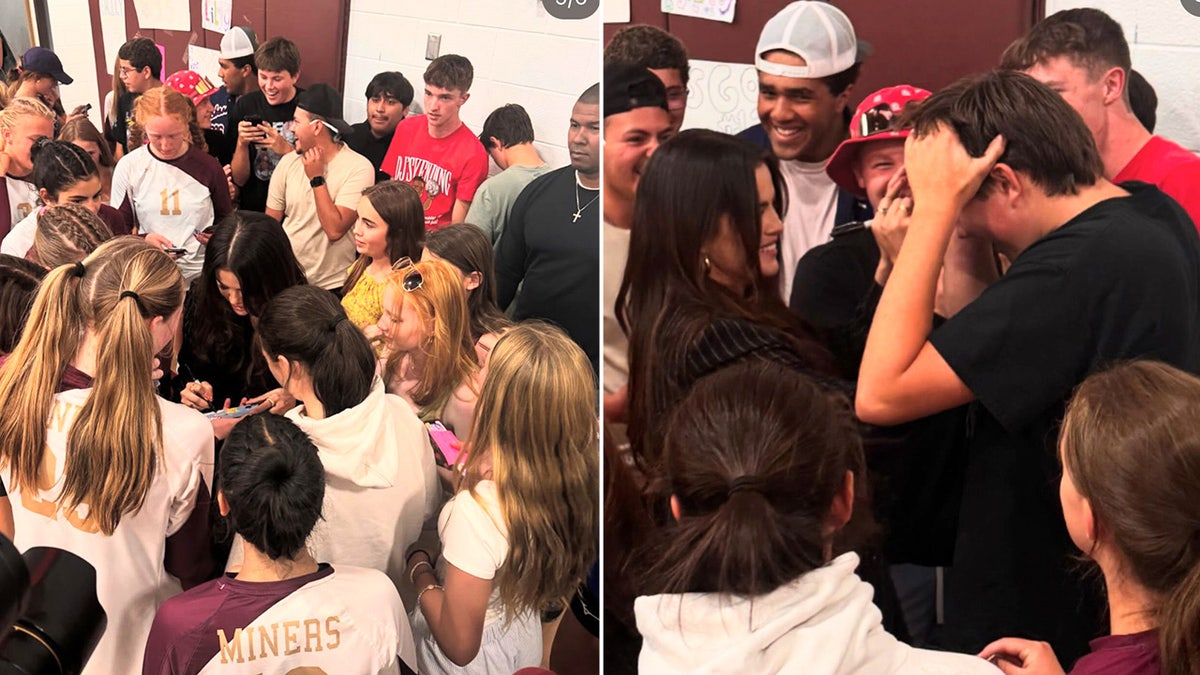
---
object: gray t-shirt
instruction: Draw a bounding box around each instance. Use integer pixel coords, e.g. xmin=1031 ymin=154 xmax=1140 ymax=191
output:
xmin=465 ymin=163 xmax=552 ymax=244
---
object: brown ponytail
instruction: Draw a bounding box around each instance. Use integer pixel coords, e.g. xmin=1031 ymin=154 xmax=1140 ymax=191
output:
xmin=1061 ymin=360 xmax=1200 ymax=675
xmin=642 ymin=360 xmax=871 ymax=597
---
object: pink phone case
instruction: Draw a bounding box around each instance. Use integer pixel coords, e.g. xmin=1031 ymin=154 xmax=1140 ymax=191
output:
xmin=426 ymin=422 xmax=462 ymax=466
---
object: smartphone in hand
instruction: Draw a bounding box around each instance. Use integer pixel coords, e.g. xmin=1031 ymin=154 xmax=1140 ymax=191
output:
xmin=426 ymin=421 xmax=462 ymax=468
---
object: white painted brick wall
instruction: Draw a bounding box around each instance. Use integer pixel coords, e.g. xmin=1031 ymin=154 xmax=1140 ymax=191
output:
xmin=1046 ymin=1 xmax=1200 ymax=152
xmin=345 ymin=0 xmax=600 ymax=172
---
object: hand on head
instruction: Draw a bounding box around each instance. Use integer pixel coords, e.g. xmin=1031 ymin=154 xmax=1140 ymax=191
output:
xmin=904 ymin=124 xmax=1005 ymax=216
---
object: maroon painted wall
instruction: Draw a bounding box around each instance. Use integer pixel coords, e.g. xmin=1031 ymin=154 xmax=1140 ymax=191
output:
xmin=605 ymin=0 xmax=1044 ymax=99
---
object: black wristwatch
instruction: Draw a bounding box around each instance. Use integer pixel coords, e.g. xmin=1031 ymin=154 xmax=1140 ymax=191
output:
xmin=309 ymin=176 xmax=326 ymax=188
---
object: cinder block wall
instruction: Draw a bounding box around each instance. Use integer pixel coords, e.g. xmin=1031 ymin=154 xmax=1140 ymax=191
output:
xmin=1046 ymin=1 xmax=1200 ymax=153
xmin=344 ymin=0 xmax=600 ymax=171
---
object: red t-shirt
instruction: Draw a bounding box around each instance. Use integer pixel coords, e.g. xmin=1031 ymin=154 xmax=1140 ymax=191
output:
xmin=381 ymin=115 xmax=488 ymax=230
xmin=1114 ymin=135 xmax=1200 ymax=231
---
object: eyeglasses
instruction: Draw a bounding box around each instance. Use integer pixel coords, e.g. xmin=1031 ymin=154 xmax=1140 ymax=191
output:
xmin=858 ymin=104 xmax=900 ymax=138
xmin=391 ymin=257 xmax=423 ymax=291
xmin=118 ymin=67 xmax=139 ymax=77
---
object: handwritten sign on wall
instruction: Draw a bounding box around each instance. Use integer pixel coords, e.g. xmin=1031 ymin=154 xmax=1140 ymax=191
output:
xmin=662 ymin=0 xmax=736 ymax=24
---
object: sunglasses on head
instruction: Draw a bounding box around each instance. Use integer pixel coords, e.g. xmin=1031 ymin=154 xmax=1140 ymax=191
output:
xmin=391 ymin=257 xmax=423 ymax=291
xmin=858 ymin=104 xmax=902 ymax=138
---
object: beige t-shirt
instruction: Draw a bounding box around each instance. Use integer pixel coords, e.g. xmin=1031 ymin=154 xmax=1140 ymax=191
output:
xmin=268 ymin=145 xmax=375 ymax=290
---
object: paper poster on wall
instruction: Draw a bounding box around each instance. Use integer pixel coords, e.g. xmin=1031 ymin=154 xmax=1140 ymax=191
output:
xmin=188 ymin=44 xmax=221 ymax=85
xmin=680 ymin=59 xmax=757 ymax=134
xmin=604 ymin=0 xmax=631 ymax=23
xmin=201 ymin=0 xmax=232 ymax=33
xmin=662 ymin=0 xmax=736 ymax=24
xmin=99 ymin=0 xmax=127 ymax=70
xmin=132 ymin=0 xmax=191 ymax=31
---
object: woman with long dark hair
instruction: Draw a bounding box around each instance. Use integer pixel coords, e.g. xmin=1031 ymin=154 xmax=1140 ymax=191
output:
xmin=608 ymin=129 xmax=839 ymax=670
xmin=175 ymin=211 xmax=306 ymax=433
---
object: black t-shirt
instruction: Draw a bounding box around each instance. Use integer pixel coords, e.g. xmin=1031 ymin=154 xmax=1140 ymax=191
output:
xmin=225 ymin=89 xmax=302 ymax=211
xmin=203 ymin=128 xmax=231 ymax=167
xmin=496 ymin=167 xmax=599 ymax=372
xmin=790 ymin=225 xmax=880 ymax=379
xmin=347 ymin=121 xmax=394 ymax=182
xmin=112 ymin=91 xmax=139 ymax=151
xmin=927 ymin=182 xmax=1200 ymax=662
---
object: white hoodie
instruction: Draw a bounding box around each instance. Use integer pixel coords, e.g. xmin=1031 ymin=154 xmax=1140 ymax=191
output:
xmin=636 ymin=553 xmax=1000 ymax=675
xmin=230 ymin=377 xmax=437 ymax=592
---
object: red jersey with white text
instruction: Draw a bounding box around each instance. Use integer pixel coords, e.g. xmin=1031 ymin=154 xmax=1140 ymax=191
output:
xmin=381 ymin=115 xmax=488 ymax=230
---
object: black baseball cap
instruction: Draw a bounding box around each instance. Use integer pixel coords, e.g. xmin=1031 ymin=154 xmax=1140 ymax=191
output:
xmin=296 ymin=84 xmax=353 ymax=139
xmin=21 ymin=47 xmax=73 ymax=85
xmin=604 ymin=63 xmax=668 ymax=118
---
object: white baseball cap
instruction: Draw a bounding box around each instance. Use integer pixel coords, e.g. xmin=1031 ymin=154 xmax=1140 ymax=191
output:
xmin=220 ymin=26 xmax=258 ymax=60
xmin=756 ymin=1 xmax=872 ymax=79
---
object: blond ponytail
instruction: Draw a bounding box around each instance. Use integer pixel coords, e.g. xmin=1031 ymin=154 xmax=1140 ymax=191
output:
xmin=0 ymin=237 xmax=183 ymax=534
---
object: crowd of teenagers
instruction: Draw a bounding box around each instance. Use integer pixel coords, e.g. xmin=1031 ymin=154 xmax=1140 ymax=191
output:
xmin=603 ymin=3 xmax=1200 ymax=675
xmin=0 ymin=20 xmax=601 ymax=675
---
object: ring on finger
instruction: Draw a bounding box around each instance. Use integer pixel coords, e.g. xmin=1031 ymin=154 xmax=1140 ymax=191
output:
xmin=878 ymin=205 xmax=889 ymax=215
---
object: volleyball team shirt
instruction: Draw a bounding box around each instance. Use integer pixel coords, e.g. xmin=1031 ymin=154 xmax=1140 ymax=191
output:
xmin=111 ymin=144 xmax=233 ymax=282
xmin=142 ymin=564 xmax=417 ymax=675
xmin=380 ymin=115 xmax=488 ymax=230
xmin=1 ymin=174 xmax=38 ymax=240
xmin=5 ymin=388 xmax=214 ymax=675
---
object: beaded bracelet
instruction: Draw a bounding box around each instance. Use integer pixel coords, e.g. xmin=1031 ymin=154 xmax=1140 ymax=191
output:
xmin=408 ymin=560 xmax=433 ymax=585
xmin=417 ymin=583 xmax=444 ymax=606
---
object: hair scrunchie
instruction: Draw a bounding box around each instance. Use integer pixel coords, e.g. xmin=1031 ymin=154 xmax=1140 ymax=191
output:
xmin=72 ymin=261 xmax=86 ymax=278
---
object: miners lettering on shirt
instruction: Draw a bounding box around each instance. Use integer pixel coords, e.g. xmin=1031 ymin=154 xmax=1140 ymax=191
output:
xmin=217 ymin=616 xmax=342 ymax=663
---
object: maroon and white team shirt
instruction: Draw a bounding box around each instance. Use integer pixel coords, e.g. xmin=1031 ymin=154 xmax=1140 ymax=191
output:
xmin=381 ymin=115 xmax=488 ymax=230
xmin=5 ymin=388 xmax=214 ymax=675
xmin=111 ymin=144 xmax=233 ymax=281
xmin=143 ymin=564 xmax=417 ymax=675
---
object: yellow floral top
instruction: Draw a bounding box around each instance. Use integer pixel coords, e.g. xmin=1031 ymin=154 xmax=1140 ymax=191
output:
xmin=341 ymin=271 xmax=387 ymax=331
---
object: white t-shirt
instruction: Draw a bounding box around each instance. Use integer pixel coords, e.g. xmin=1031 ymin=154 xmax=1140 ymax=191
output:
xmin=6 ymin=388 xmax=215 ymax=675
xmin=438 ymin=480 xmax=508 ymax=625
xmin=3 ymin=174 xmax=37 ymax=232
xmin=778 ymin=159 xmax=839 ymax=303
xmin=0 ymin=208 xmax=37 ymax=257
xmin=267 ymin=144 xmax=374 ymax=290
